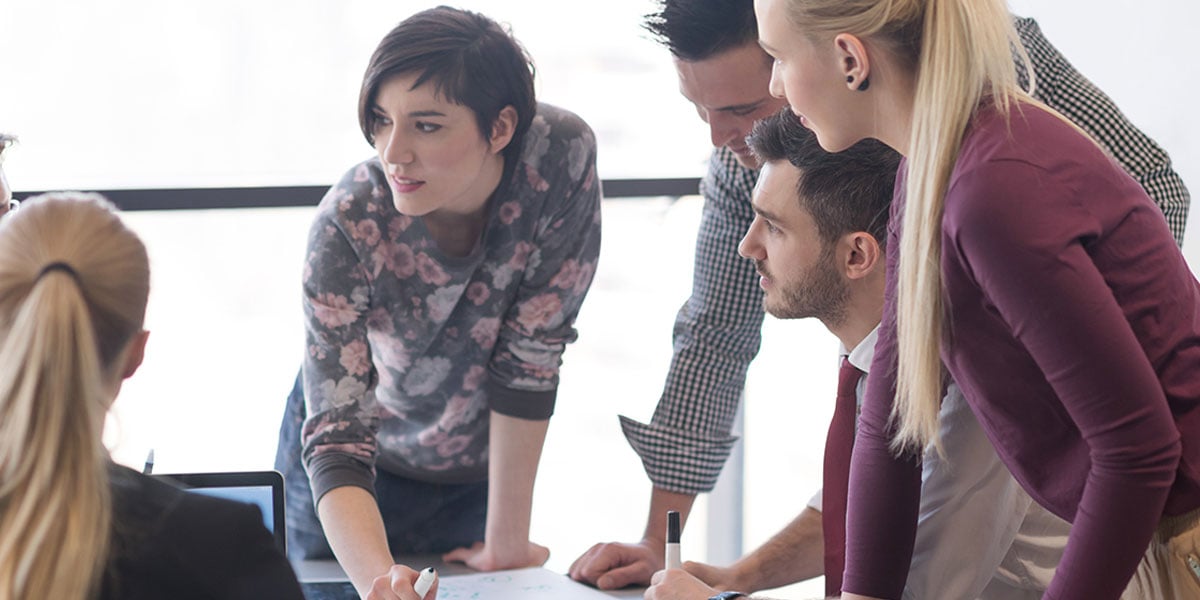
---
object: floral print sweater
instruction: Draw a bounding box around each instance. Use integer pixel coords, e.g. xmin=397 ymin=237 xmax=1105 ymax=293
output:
xmin=300 ymin=103 xmax=601 ymax=500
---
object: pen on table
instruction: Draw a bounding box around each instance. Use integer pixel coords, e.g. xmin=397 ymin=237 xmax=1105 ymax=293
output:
xmin=665 ymin=510 xmax=681 ymax=570
xmin=142 ymin=449 xmax=155 ymax=475
xmin=413 ymin=566 xmax=437 ymax=598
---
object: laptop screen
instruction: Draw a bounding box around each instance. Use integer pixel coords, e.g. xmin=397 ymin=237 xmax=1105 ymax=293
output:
xmin=157 ymin=470 xmax=287 ymax=554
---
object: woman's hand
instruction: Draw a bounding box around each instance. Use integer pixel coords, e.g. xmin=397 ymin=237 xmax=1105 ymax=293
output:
xmin=442 ymin=539 xmax=550 ymax=572
xmin=364 ymin=564 xmax=440 ymax=600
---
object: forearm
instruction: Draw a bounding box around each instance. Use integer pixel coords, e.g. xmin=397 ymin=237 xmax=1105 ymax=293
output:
xmin=485 ymin=411 xmax=549 ymax=555
xmin=641 ymin=487 xmax=698 ymax=549
xmin=729 ymin=507 xmax=824 ymax=593
xmin=316 ymin=485 xmax=394 ymax=596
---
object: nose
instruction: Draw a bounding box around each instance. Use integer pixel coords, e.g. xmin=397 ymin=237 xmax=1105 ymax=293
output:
xmin=707 ymin=113 xmax=741 ymax=149
xmin=738 ymin=218 xmax=766 ymax=260
xmin=380 ymin=128 xmax=414 ymax=166
xmin=768 ymin=62 xmax=785 ymax=99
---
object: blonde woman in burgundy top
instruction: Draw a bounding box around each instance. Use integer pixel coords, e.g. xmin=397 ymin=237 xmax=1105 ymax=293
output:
xmin=752 ymin=0 xmax=1200 ymax=598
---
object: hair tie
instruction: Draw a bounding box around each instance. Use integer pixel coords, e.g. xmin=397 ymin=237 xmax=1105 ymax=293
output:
xmin=37 ymin=261 xmax=82 ymax=285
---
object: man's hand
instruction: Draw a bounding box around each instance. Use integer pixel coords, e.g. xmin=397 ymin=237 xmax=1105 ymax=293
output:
xmin=442 ymin=539 xmax=550 ymax=572
xmin=682 ymin=560 xmax=743 ymax=592
xmin=568 ymin=538 xmax=662 ymax=589
xmin=645 ymin=566 xmax=718 ymax=600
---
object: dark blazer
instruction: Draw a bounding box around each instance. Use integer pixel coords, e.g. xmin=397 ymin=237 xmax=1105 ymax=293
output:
xmin=100 ymin=464 xmax=305 ymax=600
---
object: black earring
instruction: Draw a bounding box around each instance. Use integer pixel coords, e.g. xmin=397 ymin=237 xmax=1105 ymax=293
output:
xmin=846 ymin=75 xmax=870 ymax=91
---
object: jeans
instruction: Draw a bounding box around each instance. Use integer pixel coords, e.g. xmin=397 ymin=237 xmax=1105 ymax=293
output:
xmin=275 ymin=370 xmax=487 ymax=560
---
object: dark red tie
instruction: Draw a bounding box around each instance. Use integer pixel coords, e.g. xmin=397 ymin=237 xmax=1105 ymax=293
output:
xmin=823 ymin=356 xmax=863 ymax=597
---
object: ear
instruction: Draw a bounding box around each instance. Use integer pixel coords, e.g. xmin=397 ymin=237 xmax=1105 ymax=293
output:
xmin=841 ymin=231 xmax=882 ymax=280
xmin=833 ymin=33 xmax=871 ymax=91
xmin=488 ymin=105 xmax=519 ymax=154
xmin=121 ymin=329 xmax=150 ymax=380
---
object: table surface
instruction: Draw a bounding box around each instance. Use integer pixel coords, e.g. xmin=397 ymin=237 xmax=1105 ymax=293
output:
xmin=294 ymin=557 xmax=644 ymax=599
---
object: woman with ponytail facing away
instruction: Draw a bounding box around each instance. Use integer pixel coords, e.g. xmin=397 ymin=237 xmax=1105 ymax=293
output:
xmin=0 ymin=193 xmax=303 ymax=600
xmin=746 ymin=0 xmax=1200 ymax=598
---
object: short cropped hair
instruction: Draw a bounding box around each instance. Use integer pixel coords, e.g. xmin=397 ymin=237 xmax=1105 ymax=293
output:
xmin=358 ymin=6 xmax=537 ymax=174
xmin=747 ymin=108 xmax=901 ymax=246
xmin=643 ymin=0 xmax=758 ymax=61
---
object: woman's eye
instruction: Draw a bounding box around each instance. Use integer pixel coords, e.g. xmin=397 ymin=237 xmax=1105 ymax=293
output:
xmin=415 ymin=122 xmax=442 ymax=133
xmin=372 ymin=113 xmax=393 ymax=130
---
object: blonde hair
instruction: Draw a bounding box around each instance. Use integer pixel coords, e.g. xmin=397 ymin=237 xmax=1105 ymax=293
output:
xmin=782 ymin=0 xmax=1031 ymax=453
xmin=0 ymin=193 xmax=149 ymax=600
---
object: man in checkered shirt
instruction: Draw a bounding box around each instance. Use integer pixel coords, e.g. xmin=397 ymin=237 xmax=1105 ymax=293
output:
xmin=568 ymin=0 xmax=1191 ymax=591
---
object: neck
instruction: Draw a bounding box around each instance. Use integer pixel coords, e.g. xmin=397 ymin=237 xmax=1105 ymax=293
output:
xmin=870 ymin=63 xmax=917 ymax=156
xmin=827 ymin=275 xmax=886 ymax=352
xmin=422 ymin=155 xmax=505 ymax=256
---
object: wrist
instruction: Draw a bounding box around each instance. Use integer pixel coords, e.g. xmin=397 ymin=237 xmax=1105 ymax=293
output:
xmin=485 ymin=532 xmax=529 ymax=554
xmin=638 ymin=535 xmax=667 ymax=560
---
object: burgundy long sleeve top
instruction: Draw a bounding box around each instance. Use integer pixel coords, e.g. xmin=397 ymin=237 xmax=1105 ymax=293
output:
xmin=844 ymin=103 xmax=1200 ymax=600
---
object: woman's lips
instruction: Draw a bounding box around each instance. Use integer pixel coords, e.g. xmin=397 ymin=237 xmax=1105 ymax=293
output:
xmin=391 ymin=175 xmax=425 ymax=194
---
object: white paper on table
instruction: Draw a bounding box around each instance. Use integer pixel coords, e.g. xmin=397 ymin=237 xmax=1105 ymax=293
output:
xmin=437 ymin=567 xmax=615 ymax=599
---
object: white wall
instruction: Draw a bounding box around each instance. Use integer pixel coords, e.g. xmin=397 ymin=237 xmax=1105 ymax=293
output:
xmin=1008 ymin=0 xmax=1200 ymax=261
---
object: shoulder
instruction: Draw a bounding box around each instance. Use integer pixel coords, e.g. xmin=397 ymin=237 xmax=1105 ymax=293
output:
xmin=945 ymin=108 xmax=1065 ymax=226
xmin=524 ymin=102 xmax=596 ymax=150
xmin=944 ymin=104 xmax=1135 ymax=251
xmin=508 ymin=103 xmax=601 ymax=207
xmin=951 ymin=104 xmax=1099 ymax=200
xmin=1011 ymin=16 xmax=1047 ymax=47
xmin=316 ymin=157 xmax=393 ymax=224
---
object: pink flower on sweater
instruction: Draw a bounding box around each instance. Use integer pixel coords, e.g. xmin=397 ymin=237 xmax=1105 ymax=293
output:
xmin=524 ymin=164 xmax=550 ymax=192
xmin=350 ymin=219 xmax=382 ymax=246
xmin=498 ymin=201 xmax=523 ymax=224
xmin=510 ymin=241 xmax=534 ymax=270
xmin=374 ymin=241 xmax=416 ymax=279
xmin=469 ymin=319 xmax=500 ymax=348
xmin=339 ymin=340 xmax=371 ymax=376
xmin=313 ymin=293 xmax=359 ymax=328
xmin=550 ymin=259 xmax=582 ymax=290
xmin=517 ymin=293 xmax=563 ymax=331
xmin=466 ymin=282 xmax=491 ymax=305
xmin=416 ymin=253 xmax=451 ymax=285
xmin=437 ymin=435 xmax=472 ymax=457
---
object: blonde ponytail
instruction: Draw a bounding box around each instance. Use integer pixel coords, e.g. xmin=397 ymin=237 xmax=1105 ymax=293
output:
xmin=894 ymin=0 xmax=1028 ymax=453
xmin=782 ymin=0 xmax=1032 ymax=453
xmin=0 ymin=193 xmax=149 ymax=600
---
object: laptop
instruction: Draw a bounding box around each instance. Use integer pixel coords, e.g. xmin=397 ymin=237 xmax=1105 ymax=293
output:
xmin=156 ymin=470 xmax=287 ymax=555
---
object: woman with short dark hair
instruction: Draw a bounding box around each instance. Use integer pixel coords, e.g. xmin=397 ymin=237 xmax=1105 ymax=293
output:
xmin=274 ymin=7 xmax=603 ymax=599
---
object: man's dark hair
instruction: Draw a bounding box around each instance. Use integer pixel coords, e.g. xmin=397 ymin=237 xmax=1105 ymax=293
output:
xmin=359 ymin=6 xmax=537 ymax=177
xmin=747 ymin=108 xmax=900 ymax=246
xmin=643 ymin=0 xmax=758 ymax=61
